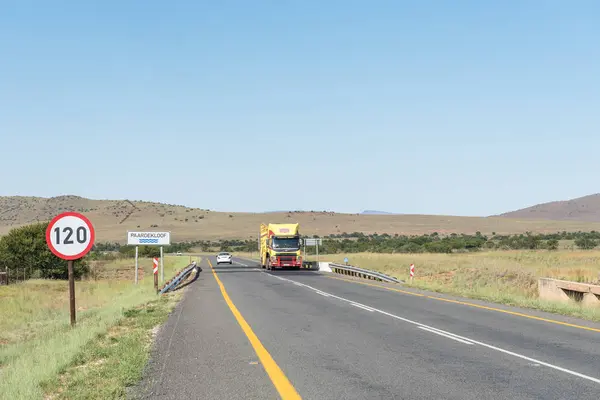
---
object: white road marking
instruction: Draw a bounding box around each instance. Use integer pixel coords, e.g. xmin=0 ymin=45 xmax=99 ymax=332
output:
xmin=418 ymin=326 xmax=473 ymax=345
xmin=316 ymin=291 xmax=331 ymax=297
xmin=233 ymin=261 xmax=248 ymax=267
xmin=264 ymin=273 xmax=600 ymax=385
xmin=351 ymin=303 xmax=375 ymax=312
xmin=417 ymin=325 xmax=475 ymax=344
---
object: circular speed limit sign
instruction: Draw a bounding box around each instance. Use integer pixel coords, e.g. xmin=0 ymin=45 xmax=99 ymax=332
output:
xmin=46 ymin=212 xmax=95 ymax=260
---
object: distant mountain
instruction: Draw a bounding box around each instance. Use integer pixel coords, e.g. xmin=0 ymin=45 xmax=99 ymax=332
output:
xmin=4 ymin=194 xmax=600 ymax=242
xmin=495 ymin=193 xmax=600 ymax=222
xmin=361 ymin=210 xmax=394 ymax=215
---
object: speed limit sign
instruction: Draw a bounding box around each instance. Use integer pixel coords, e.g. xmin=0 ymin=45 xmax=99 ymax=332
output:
xmin=46 ymin=212 xmax=95 ymax=260
xmin=45 ymin=212 xmax=95 ymax=327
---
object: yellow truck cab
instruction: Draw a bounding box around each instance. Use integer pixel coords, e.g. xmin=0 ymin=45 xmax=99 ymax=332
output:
xmin=260 ymin=223 xmax=302 ymax=270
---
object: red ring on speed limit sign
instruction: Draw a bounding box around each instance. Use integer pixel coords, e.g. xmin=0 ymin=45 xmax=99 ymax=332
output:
xmin=45 ymin=212 xmax=96 ymax=260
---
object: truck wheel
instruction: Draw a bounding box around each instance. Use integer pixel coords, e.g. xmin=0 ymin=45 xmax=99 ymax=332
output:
xmin=266 ymin=258 xmax=271 ymax=271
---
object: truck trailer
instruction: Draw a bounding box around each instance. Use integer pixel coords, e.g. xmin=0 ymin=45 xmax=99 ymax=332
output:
xmin=259 ymin=223 xmax=302 ymax=270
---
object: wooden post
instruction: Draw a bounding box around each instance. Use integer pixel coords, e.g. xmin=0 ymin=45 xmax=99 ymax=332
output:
xmin=68 ymin=260 xmax=76 ymax=326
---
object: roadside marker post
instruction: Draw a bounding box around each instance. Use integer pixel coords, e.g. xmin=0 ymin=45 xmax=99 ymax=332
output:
xmin=410 ymin=264 xmax=415 ymax=282
xmin=45 ymin=212 xmax=95 ymax=327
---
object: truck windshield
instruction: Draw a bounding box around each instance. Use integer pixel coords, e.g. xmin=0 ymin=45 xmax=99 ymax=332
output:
xmin=272 ymin=237 xmax=299 ymax=250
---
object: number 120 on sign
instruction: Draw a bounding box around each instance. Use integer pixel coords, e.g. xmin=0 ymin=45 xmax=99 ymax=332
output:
xmin=46 ymin=212 xmax=96 ymax=260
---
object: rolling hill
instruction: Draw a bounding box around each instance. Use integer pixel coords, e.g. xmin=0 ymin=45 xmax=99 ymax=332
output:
xmin=496 ymin=193 xmax=600 ymax=222
xmin=3 ymin=195 xmax=600 ymax=243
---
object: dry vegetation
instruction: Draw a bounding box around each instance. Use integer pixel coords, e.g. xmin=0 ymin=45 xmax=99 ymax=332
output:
xmin=3 ymin=195 xmax=600 ymax=243
xmin=0 ymin=255 xmax=197 ymax=399
xmin=325 ymin=251 xmax=600 ymax=321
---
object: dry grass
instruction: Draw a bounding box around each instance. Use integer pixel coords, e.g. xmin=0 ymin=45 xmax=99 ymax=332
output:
xmin=0 ymin=255 xmax=194 ymax=399
xmin=328 ymin=251 xmax=600 ymax=284
xmin=326 ymin=251 xmax=600 ymax=321
xmin=40 ymin=292 xmax=185 ymax=400
xmin=0 ymin=257 xmax=183 ymax=346
xmin=3 ymin=195 xmax=600 ymax=242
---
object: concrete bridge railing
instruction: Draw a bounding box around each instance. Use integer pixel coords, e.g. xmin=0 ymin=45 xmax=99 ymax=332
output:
xmin=538 ymin=278 xmax=600 ymax=307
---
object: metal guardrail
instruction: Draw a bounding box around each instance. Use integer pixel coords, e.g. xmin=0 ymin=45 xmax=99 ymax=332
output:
xmin=159 ymin=262 xmax=199 ymax=294
xmin=329 ymin=263 xmax=403 ymax=284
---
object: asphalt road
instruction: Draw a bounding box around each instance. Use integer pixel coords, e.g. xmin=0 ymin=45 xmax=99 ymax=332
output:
xmin=136 ymin=256 xmax=600 ymax=399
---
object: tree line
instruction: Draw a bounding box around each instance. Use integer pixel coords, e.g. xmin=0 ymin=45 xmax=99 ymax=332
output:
xmin=202 ymin=231 xmax=600 ymax=254
xmin=315 ymin=231 xmax=600 ymax=253
xmin=2 ymin=221 xmax=600 ymax=283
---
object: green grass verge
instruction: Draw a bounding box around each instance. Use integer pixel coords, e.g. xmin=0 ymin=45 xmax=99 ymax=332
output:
xmin=40 ymin=292 xmax=182 ymax=399
xmin=0 ymin=256 xmax=198 ymax=400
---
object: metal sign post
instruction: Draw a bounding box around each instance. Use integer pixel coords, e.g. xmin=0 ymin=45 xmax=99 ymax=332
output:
xmin=153 ymin=257 xmax=159 ymax=292
xmin=160 ymin=246 xmax=164 ymax=282
xmin=303 ymin=241 xmax=306 ymax=261
xmin=304 ymin=238 xmax=322 ymax=262
xmin=46 ymin=212 xmax=95 ymax=327
xmin=127 ymin=231 xmax=171 ymax=285
xmin=135 ymin=246 xmax=139 ymax=284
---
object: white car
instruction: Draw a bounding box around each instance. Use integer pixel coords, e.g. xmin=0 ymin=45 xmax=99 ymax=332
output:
xmin=216 ymin=252 xmax=232 ymax=265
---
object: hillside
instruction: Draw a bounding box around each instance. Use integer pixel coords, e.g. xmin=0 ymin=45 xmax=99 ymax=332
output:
xmin=3 ymin=195 xmax=600 ymax=243
xmin=496 ymin=193 xmax=600 ymax=222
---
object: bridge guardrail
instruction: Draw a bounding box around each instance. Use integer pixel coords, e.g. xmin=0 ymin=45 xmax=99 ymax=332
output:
xmin=329 ymin=263 xmax=403 ymax=284
xmin=159 ymin=262 xmax=199 ymax=294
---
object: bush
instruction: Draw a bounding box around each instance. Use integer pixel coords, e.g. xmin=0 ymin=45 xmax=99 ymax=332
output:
xmin=575 ymin=237 xmax=598 ymax=250
xmin=0 ymin=222 xmax=89 ymax=280
xmin=546 ymin=239 xmax=559 ymax=250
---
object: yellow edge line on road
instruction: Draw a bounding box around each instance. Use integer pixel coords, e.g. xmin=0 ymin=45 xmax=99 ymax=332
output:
xmin=325 ymin=275 xmax=600 ymax=334
xmin=209 ymin=260 xmax=302 ymax=399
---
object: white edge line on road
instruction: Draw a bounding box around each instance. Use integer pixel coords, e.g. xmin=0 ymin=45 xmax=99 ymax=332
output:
xmin=264 ymin=273 xmax=600 ymax=385
xmin=418 ymin=326 xmax=473 ymax=345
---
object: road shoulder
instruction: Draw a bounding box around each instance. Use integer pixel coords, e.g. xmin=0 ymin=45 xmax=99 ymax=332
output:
xmin=133 ymin=259 xmax=278 ymax=400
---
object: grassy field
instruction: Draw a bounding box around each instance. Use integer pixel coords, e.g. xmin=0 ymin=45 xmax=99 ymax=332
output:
xmin=0 ymin=255 xmax=198 ymax=400
xmin=325 ymin=251 xmax=600 ymax=321
xmin=4 ymin=195 xmax=600 ymax=242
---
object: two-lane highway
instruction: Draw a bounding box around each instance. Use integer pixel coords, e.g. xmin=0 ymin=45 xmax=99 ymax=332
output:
xmin=137 ymin=256 xmax=600 ymax=399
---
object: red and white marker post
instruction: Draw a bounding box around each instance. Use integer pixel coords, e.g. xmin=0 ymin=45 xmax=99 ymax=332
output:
xmin=46 ymin=212 xmax=95 ymax=327
xmin=410 ymin=263 xmax=415 ymax=282
xmin=153 ymin=257 xmax=159 ymax=292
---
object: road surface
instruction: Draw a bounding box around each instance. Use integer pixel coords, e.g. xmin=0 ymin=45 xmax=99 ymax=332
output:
xmin=136 ymin=256 xmax=600 ymax=399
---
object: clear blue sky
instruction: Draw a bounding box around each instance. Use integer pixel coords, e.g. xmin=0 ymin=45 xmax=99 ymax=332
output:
xmin=1 ymin=1 xmax=599 ymax=215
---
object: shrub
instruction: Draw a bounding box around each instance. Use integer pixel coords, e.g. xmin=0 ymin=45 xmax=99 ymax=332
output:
xmin=0 ymin=222 xmax=89 ymax=280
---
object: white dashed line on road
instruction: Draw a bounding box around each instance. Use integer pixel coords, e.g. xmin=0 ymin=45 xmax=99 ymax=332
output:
xmin=264 ymin=273 xmax=600 ymax=385
xmin=418 ymin=326 xmax=474 ymax=345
